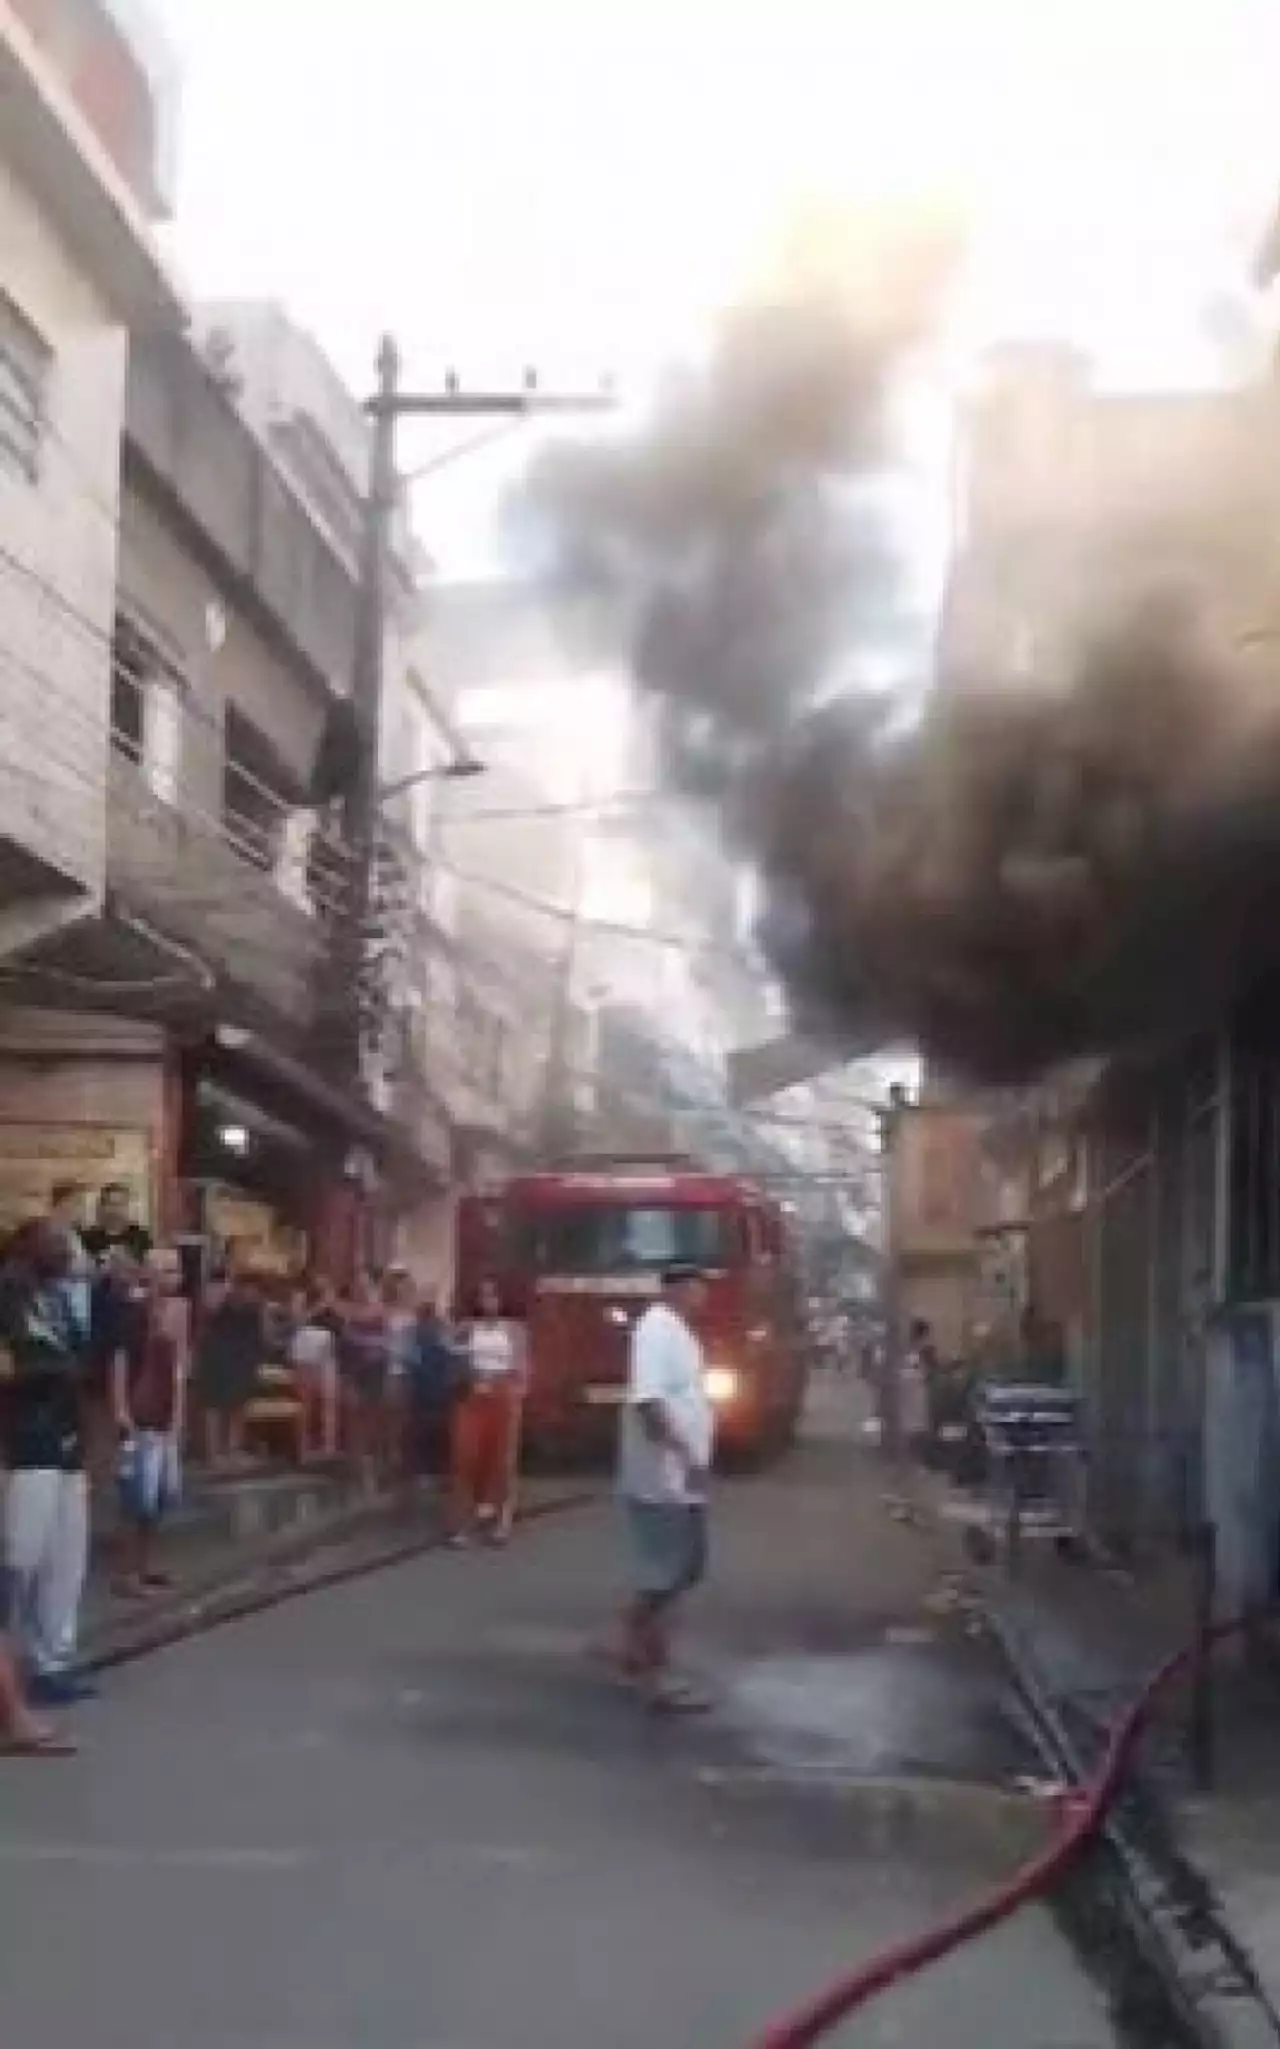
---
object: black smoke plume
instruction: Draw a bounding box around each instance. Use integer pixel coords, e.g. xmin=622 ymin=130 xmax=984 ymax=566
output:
xmin=518 ymin=219 xmax=1280 ymax=1080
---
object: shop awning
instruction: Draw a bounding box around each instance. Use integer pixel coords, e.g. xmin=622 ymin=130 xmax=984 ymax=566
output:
xmin=208 ymin=1029 xmax=452 ymax=1188
xmin=0 ymin=900 xmax=214 ymax=1015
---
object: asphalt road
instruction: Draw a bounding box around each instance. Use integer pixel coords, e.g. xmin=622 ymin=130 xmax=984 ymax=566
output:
xmin=0 ymin=1397 xmax=1117 ymax=2049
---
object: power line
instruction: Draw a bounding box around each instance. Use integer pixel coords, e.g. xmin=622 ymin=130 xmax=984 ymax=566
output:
xmin=0 ymin=541 xmax=763 ymax=966
xmin=0 ymin=501 xmax=787 ymax=1099
xmin=0 ymin=641 xmax=600 ymax=1047
xmin=0 ymin=676 xmax=874 ymax=1186
xmin=438 ymin=858 xmax=763 ymax=961
xmin=437 ymin=787 xmax=668 ymax=826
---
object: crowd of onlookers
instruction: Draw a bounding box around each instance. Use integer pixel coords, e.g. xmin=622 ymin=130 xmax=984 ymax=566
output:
xmin=0 ymin=1181 xmax=526 ymax=1755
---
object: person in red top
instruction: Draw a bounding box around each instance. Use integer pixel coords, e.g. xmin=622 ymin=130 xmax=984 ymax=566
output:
xmin=110 ymin=1247 xmax=188 ymax=1597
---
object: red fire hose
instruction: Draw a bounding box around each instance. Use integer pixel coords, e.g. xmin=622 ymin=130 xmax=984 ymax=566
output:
xmin=747 ymin=1616 xmax=1234 ymax=2049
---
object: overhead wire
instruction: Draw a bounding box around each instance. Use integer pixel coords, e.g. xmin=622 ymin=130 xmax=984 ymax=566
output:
xmin=0 ymin=629 xmax=578 ymax=1039
xmin=0 ymin=433 xmax=809 ymax=1137
xmin=0 ymin=544 xmax=353 ymax=878
xmin=4 ymin=430 xmax=755 ymax=909
xmin=1 ymin=423 xmax=772 ymax=954
xmin=0 ymin=538 xmax=769 ymax=971
xmin=0 ymin=680 xmax=875 ymax=1189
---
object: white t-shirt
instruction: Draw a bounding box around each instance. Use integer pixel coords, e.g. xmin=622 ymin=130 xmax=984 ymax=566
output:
xmin=618 ymin=1300 xmax=713 ymax=1505
xmin=384 ymin=1309 xmax=417 ymax=1382
xmin=290 ymin=1323 xmax=336 ymax=1377
xmin=900 ymin=1356 xmax=930 ymax=1438
xmin=469 ymin=1319 xmax=518 ymax=1384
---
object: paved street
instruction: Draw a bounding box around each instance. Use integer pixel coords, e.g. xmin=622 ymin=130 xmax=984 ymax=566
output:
xmin=0 ymin=1401 xmax=1116 ymax=2049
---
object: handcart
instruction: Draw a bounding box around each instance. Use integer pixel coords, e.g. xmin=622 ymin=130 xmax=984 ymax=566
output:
xmin=962 ymin=1382 xmax=1086 ymax=1568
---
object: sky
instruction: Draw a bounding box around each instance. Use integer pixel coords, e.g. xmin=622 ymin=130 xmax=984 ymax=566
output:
xmin=153 ymin=0 xmax=1280 ymax=576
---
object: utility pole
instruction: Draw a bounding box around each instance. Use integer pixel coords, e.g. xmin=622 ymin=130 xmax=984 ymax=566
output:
xmin=341 ymin=335 xmax=399 ymax=1080
xmin=339 ymin=337 xmax=615 ymax=1090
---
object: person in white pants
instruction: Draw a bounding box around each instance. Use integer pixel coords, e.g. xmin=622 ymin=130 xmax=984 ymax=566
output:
xmin=0 ymin=1222 xmax=95 ymax=1708
xmin=6 ymin=1466 xmax=89 ymax=1678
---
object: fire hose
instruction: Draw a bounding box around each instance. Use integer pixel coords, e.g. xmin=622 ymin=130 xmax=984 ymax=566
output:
xmin=747 ymin=1614 xmax=1246 ymax=2049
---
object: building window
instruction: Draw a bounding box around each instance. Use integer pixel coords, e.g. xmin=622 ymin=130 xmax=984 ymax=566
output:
xmin=223 ymin=705 xmax=295 ymax=871
xmin=111 ymin=626 xmax=146 ymax=763
xmin=111 ymin=610 xmax=186 ymax=801
xmin=0 ymin=290 xmax=50 ymax=483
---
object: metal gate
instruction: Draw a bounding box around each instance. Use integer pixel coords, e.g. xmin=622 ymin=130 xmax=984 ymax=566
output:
xmin=1087 ymin=1036 xmax=1223 ymax=1548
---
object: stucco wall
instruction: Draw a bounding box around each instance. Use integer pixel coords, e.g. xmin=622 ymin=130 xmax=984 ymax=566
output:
xmin=0 ymin=150 xmax=124 ymax=932
xmin=117 ymin=480 xmax=327 ymax=817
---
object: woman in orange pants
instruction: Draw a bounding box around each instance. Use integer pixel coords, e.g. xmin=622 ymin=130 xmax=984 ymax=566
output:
xmin=449 ymin=1279 xmax=525 ymax=1547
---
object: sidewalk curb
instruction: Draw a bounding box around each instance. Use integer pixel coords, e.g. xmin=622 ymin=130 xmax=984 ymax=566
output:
xmin=892 ymin=1467 xmax=1272 ymax=2048
xmin=84 ymin=1484 xmax=598 ymax=1673
xmin=697 ymin=1762 xmax=1051 ymax=1865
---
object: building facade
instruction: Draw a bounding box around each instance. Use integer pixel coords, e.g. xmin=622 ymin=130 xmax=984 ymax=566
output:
xmin=936 ymin=347 xmax=1280 ymax=1579
xmin=0 ymin=0 xmax=179 ymax=958
xmin=0 ymin=308 xmax=462 ymax=1275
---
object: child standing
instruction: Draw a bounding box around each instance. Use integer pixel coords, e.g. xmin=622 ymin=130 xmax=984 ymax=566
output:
xmin=112 ymin=1248 xmax=187 ymax=1596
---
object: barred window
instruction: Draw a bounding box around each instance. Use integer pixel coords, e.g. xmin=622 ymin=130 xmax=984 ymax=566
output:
xmin=0 ymin=290 xmax=50 ymax=483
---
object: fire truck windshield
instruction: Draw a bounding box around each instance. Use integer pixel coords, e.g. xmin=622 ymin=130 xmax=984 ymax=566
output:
xmin=519 ymin=1203 xmax=732 ymax=1275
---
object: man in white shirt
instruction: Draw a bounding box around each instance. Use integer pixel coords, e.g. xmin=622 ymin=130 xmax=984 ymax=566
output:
xmin=614 ymin=1262 xmax=714 ymax=1712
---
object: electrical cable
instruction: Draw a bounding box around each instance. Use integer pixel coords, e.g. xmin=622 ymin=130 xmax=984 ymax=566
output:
xmin=0 ymin=558 xmax=765 ymax=967
xmin=438 ymin=856 xmax=762 ymax=959
xmin=0 ymin=654 xmax=355 ymax=925
xmin=0 ymin=523 xmax=801 ymax=1121
xmin=436 ymin=787 xmax=668 ymax=825
xmin=17 ymin=415 xmax=676 ymax=830
xmin=0 ymin=724 xmax=820 ymax=1170
xmin=0 ymin=524 xmax=776 ymax=979
xmin=0 ymin=420 xmax=820 ymax=1160
xmin=0 ymin=606 xmax=355 ymax=882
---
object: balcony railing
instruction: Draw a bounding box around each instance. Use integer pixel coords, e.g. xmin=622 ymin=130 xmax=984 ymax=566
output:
xmin=106 ymin=743 xmax=329 ymax=1026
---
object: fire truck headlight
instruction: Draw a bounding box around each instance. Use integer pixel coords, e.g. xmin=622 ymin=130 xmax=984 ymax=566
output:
xmin=705 ymin=1366 xmax=740 ymax=1406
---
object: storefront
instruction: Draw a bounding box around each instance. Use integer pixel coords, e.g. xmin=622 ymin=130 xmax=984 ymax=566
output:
xmin=176 ymin=1039 xmax=340 ymax=1280
xmin=0 ymin=1120 xmax=155 ymax=1238
xmin=0 ymin=1009 xmax=168 ymax=1237
xmin=0 ymin=1007 xmax=454 ymax=1284
xmin=175 ymin=1028 xmax=448 ymax=1287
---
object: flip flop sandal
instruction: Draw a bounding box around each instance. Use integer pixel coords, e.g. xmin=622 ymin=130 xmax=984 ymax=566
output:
xmin=645 ymin=1680 xmax=713 ymax=1716
xmin=0 ymin=1727 xmax=78 ymax=1758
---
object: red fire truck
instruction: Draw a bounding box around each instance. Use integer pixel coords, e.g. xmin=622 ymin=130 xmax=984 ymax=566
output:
xmin=455 ymin=1157 xmax=808 ymax=1463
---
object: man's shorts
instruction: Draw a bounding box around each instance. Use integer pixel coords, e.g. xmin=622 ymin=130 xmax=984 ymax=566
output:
xmin=622 ymin=1499 xmax=708 ymax=1598
xmin=117 ymin=1431 xmax=182 ymax=1525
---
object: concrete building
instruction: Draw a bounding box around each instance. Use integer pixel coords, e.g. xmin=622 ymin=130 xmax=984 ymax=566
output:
xmin=933 ymin=348 xmax=1280 ymax=1574
xmin=0 ymin=0 xmax=180 ymax=958
xmin=189 ymin=301 xmax=422 ymax=579
xmin=940 ymin=342 xmax=1280 ymax=686
xmin=0 ymin=316 xmax=462 ymax=1273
